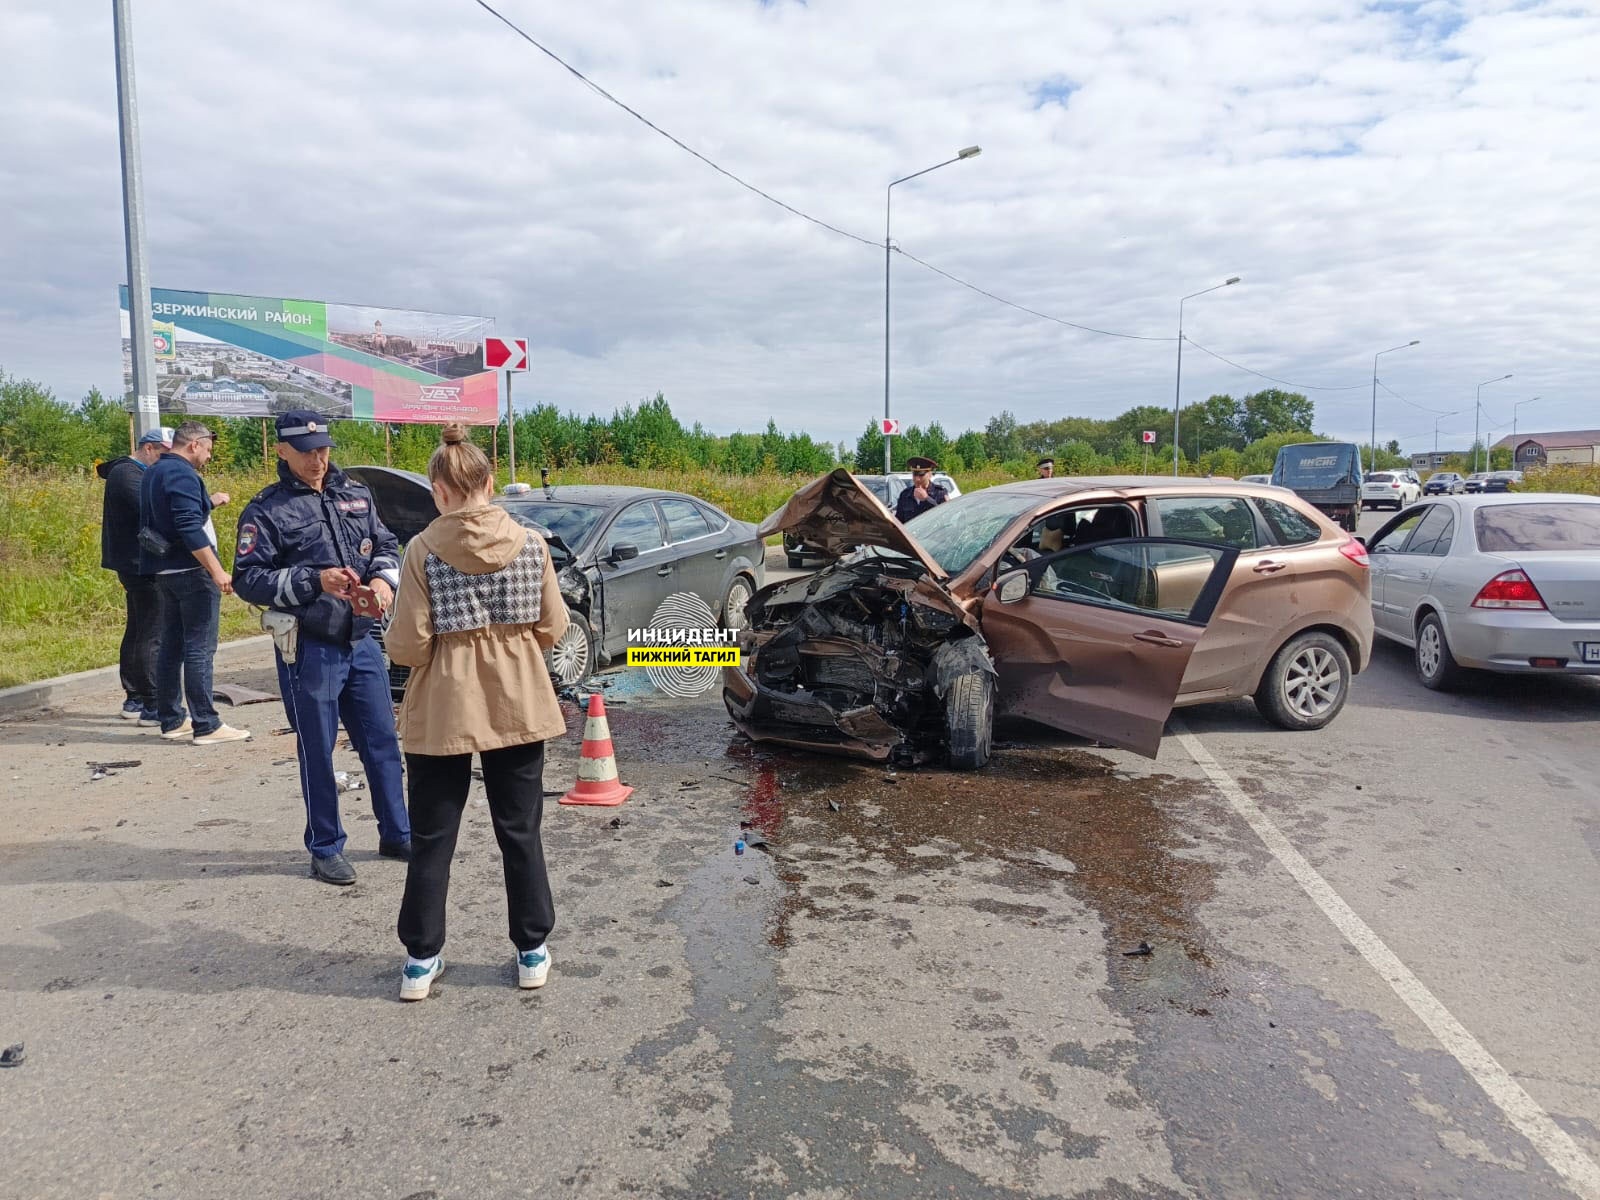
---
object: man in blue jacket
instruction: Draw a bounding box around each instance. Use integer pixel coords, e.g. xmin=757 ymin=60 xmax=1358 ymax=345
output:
xmin=139 ymin=421 xmax=250 ymax=745
xmin=99 ymin=426 xmax=172 ymax=722
xmin=232 ymin=412 xmax=410 ymax=886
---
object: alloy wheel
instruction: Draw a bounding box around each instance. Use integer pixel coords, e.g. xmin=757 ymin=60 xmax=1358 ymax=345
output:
xmin=724 ymin=579 xmax=752 ymax=631
xmin=1283 ymin=646 xmax=1343 ymax=718
xmin=548 ymin=621 xmax=590 ymax=686
xmin=1417 ymin=623 xmax=1442 ymax=679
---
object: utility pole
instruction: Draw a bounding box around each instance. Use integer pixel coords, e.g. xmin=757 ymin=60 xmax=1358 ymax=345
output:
xmin=114 ymin=0 xmax=160 ymax=439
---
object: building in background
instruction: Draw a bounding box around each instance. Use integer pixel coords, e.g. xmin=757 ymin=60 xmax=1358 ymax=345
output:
xmin=1492 ymin=430 xmax=1600 ymax=468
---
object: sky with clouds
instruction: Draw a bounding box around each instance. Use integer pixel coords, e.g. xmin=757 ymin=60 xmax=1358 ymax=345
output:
xmin=2 ymin=0 xmax=1596 ymax=453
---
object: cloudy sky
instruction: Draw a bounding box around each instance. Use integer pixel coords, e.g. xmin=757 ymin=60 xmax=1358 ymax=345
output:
xmin=2 ymin=0 xmax=1596 ymax=452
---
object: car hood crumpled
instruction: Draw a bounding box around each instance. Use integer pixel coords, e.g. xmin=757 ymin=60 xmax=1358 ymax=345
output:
xmin=759 ymin=468 xmax=945 ymax=577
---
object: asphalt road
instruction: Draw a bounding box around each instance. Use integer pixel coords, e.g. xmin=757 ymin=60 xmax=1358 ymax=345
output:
xmin=2 ymin=551 xmax=1597 ymax=1197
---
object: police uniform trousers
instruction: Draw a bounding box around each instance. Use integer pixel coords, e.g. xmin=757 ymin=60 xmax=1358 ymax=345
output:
xmin=276 ymin=631 xmax=409 ymax=858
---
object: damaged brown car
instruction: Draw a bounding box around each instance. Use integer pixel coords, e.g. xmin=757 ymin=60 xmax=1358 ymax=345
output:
xmin=724 ymin=470 xmax=1374 ymax=767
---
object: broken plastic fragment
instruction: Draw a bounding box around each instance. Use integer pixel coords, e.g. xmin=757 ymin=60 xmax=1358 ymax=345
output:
xmin=1122 ymin=941 xmax=1153 ymax=957
xmin=0 ymin=1043 xmax=23 ymax=1068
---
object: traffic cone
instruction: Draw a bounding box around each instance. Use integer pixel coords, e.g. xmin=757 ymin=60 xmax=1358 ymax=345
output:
xmin=560 ymin=693 xmax=633 ymax=807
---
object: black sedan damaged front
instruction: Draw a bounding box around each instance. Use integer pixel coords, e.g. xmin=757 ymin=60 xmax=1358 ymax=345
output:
xmin=723 ymin=469 xmax=996 ymax=767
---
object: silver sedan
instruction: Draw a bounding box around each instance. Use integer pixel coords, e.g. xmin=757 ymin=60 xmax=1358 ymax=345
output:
xmin=1365 ymin=493 xmax=1600 ymax=688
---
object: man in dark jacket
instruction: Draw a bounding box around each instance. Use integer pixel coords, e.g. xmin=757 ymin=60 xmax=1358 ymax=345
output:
xmin=232 ymin=411 xmax=409 ymax=886
xmin=894 ymin=456 xmax=949 ymax=522
xmin=99 ymin=427 xmax=172 ymax=722
xmin=139 ymin=421 xmax=249 ymax=745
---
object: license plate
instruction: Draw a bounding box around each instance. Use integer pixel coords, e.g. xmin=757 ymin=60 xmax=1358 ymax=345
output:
xmin=1583 ymin=643 xmax=1600 ymax=664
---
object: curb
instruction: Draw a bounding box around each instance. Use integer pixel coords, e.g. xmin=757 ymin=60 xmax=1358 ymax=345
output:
xmin=0 ymin=635 xmax=275 ymax=721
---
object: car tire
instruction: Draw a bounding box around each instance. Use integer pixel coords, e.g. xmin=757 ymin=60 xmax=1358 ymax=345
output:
xmin=786 ymin=553 xmax=805 ymax=569
xmin=545 ymin=609 xmax=594 ymax=688
xmin=944 ymin=670 xmax=994 ymax=770
xmin=1254 ymin=631 xmax=1352 ymax=731
xmin=1414 ymin=612 xmax=1465 ymax=691
xmin=721 ymin=574 xmax=754 ymax=631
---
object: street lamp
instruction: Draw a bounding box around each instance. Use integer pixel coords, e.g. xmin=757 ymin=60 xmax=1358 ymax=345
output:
xmin=884 ymin=145 xmax=981 ymax=473
xmin=1370 ymin=340 xmax=1420 ymax=473
xmin=1472 ymin=374 xmax=1512 ymax=473
xmin=1432 ymin=411 xmax=1458 ymax=457
xmin=1172 ymin=276 xmax=1240 ymax=476
xmin=1511 ymin=395 xmax=1540 ymax=451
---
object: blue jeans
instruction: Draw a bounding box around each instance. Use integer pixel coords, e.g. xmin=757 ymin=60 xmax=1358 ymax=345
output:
xmin=276 ymin=633 xmax=409 ymax=859
xmin=154 ymin=570 xmax=221 ymax=736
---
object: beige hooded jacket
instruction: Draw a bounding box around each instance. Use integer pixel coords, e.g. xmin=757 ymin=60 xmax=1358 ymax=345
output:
xmin=385 ymin=503 xmax=570 ymax=756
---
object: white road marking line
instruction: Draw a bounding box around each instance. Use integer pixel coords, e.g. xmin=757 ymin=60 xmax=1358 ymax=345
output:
xmin=1175 ymin=726 xmax=1600 ymax=1200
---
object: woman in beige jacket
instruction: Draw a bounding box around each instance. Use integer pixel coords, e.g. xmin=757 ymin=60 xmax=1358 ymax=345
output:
xmin=385 ymin=425 xmax=569 ymax=1001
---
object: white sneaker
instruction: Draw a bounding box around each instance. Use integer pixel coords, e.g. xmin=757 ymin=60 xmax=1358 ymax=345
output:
xmin=400 ymin=957 xmax=443 ymax=1001
xmin=159 ymin=720 xmax=194 ymax=740
xmin=517 ymin=945 xmax=551 ymax=989
xmin=194 ymin=724 xmax=250 ymax=746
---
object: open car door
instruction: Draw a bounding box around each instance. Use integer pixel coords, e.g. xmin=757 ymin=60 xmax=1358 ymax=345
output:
xmin=978 ymin=538 xmax=1239 ymax=758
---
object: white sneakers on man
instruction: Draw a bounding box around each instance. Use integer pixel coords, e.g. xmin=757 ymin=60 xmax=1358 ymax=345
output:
xmin=193 ymin=724 xmax=250 ymax=746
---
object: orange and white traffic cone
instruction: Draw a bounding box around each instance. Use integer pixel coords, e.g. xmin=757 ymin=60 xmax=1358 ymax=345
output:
xmin=560 ymin=693 xmax=633 ymax=807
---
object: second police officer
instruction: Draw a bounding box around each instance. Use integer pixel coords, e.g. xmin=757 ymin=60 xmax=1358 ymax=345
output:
xmin=233 ymin=411 xmax=412 ymax=886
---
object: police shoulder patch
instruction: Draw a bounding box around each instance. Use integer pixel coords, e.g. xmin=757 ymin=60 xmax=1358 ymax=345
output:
xmin=237 ymin=523 xmax=258 ymax=556
xmin=359 ymin=537 xmax=374 ymax=557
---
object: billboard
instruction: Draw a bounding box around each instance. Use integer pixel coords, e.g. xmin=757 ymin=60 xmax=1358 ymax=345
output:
xmin=120 ymin=287 xmax=500 ymax=424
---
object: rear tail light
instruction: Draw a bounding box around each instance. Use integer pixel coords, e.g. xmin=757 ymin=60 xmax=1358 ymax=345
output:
xmin=1338 ymin=539 xmax=1369 ymax=568
xmin=1471 ymin=569 xmax=1546 ymax=610
xmin=1390 ymin=482 xmax=1400 ymax=488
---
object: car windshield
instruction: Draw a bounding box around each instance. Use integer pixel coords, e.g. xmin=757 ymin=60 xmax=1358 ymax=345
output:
xmin=899 ymin=489 xmax=1040 ymax=575
xmin=1368 ymin=473 xmax=1394 ymax=482
xmin=499 ymin=501 xmax=607 ymax=548
xmin=1475 ymin=503 xmax=1600 ymax=552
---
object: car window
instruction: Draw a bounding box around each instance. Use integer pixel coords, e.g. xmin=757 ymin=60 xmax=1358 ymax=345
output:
xmin=500 ymin=501 xmax=606 ymax=549
xmin=1402 ymin=505 xmax=1454 ymax=556
xmin=1368 ymin=472 xmax=1393 ymax=483
xmin=1032 ymin=542 xmax=1232 ymax=623
xmin=659 ymin=498 xmax=711 ymax=542
xmin=904 ymin=490 xmax=1044 ymax=575
xmin=605 ymin=501 xmax=665 ymax=554
xmin=1370 ymin=509 xmax=1425 ymax=554
xmin=1475 ymin=503 xmax=1600 ymax=552
xmin=696 ymin=502 xmax=729 ymax=533
xmin=1256 ymin=498 xmax=1321 ymax=546
xmin=1151 ymin=496 xmax=1258 ymax=550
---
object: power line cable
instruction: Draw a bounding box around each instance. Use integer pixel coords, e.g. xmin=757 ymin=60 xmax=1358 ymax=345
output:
xmin=1377 ymin=380 xmax=1452 ymax=417
xmin=1182 ymin=338 xmax=1367 ymax=391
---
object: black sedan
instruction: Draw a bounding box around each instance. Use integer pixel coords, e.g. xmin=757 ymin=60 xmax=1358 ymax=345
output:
xmin=346 ymin=467 xmax=765 ymax=691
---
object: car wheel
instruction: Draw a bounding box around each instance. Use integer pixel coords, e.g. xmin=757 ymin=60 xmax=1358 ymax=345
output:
xmin=786 ymin=553 xmax=805 ymax=569
xmin=944 ymin=670 xmax=994 ymax=770
xmin=721 ymin=575 xmax=754 ymax=631
xmin=1414 ymin=612 xmax=1465 ymax=691
xmin=545 ymin=610 xmax=594 ymax=688
xmin=1254 ymin=631 xmax=1352 ymax=731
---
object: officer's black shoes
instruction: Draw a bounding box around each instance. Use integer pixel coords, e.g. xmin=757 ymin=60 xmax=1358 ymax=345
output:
xmin=378 ymin=840 xmax=412 ymax=862
xmin=311 ymin=852 xmax=357 ymax=886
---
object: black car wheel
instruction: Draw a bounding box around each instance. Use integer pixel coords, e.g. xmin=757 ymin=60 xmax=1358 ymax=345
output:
xmin=1414 ymin=612 xmax=1465 ymax=691
xmin=944 ymin=671 xmax=994 ymax=770
xmin=786 ymin=553 xmax=805 ymax=569
xmin=1254 ymin=631 xmax=1351 ymax=731
xmin=546 ymin=610 xmax=594 ymax=688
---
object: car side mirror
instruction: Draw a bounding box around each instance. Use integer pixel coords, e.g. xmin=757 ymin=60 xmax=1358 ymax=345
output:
xmin=995 ymin=570 xmax=1030 ymax=604
xmin=607 ymin=543 xmax=640 ymax=564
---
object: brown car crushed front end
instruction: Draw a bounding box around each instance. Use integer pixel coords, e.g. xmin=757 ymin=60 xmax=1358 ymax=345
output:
xmin=723 ymin=469 xmax=995 ymax=764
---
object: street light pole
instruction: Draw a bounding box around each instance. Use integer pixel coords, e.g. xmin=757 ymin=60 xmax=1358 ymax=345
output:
xmin=1370 ymin=340 xmax=1420 ymax=473
xmin=114 ymin=0 xmax=159 ymax=439
xmin=1511 ymin=395 xmax=1540 ymax=452
xmin=1172 ymin=277 xmax=1240 ymax=476
xmin=885 ymin=145 xmax=981 ymax=474
xmin=1433 ymin=411 xmax=1457 ymax=457
xmin=1473 ymin=374 xmax=1513 ymax=473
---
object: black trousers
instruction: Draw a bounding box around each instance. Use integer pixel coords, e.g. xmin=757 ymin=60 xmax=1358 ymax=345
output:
xmin=116 ymin=570 xmax=166 ymax=710
xmin=398 ymin=741 xmax=555 ymax=960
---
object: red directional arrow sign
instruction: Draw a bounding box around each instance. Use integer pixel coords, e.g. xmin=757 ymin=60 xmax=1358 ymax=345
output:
xmin=881 ymin=418 xmax=903 ymax=436
xmin=483 ymin=337 xmax=529 ymax=372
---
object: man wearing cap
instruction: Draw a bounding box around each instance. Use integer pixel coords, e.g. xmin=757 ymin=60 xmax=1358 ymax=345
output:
xmin=232 ymin=412 xmax=410 ymax=886
xmin=1037 ymin=458 xmax=1055 ymax=479
xmin=98 ymin=426 xmax=173 ymax=723
xmin=894 ymin=456 xmax=949 ymax=522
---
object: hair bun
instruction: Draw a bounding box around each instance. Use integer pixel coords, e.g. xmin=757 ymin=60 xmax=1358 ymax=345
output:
xmin=440 ymin=423 xmax=467 ymax=446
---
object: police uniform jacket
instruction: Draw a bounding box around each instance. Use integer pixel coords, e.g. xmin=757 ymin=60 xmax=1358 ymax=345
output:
xmin=232 ymin=462 xmax=400 ymax=646
xmin=894 ymin=481 xmax=948 ymax=523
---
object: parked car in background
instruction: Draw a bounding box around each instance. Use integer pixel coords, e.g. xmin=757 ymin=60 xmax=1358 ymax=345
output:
xmin=783 ymin=471 xmax=961 ymax=566
xmin=1363 ymin=493 xmax=1600 ymax=689
xmin=1463 ymin=472 xmax=1494 ymax=494
xmin=1361 ymin=470 xmax=1421 ymax=511
xmin=1484 ymin=471 xmax=1524 ymax=493
xmin=729 ymin=472 xmax=1373 ymax=769
xmin=1424 ymin=472 xmax=1466 ymax=495
xmin=1272 ymin=442 xmax=1364 ymax=531
xmin=346 ymin=467 xmax=764 ymax=694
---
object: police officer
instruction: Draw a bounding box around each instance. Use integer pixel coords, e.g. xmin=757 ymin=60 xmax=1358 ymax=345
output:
xmin=233 ymin=412 xmax=411 ymax=886
xmin=894 ymin=456 xmax=949 ymax=522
